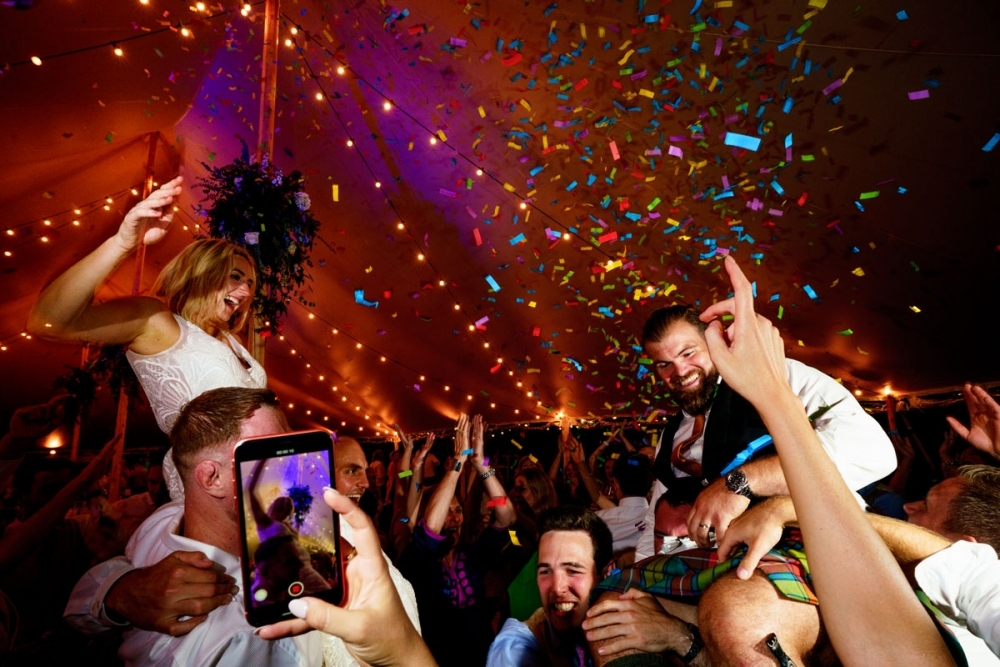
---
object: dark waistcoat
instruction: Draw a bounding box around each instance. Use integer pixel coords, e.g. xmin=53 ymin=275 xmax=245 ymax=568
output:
xmin=652 ymin=381 xmax=774 ymax=505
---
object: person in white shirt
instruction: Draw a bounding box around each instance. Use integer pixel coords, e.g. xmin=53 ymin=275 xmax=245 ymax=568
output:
xmin=629 ymin=301 xmax=895 ymax=664
xmin=594 ymin=452 xmax=653 ymax=561
xmin=65 ymin=387 xmax=420 ymax=667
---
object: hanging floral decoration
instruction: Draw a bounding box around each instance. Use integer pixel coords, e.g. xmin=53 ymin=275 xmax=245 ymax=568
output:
xmin=286 ymin=483 xmax=314 ymax=529
xmin=195 ymin=141 xmax=320 ymax=336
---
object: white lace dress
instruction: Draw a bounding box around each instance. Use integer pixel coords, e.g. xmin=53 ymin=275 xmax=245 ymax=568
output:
xmin=126 ymin=314 xmax=266 ymax=501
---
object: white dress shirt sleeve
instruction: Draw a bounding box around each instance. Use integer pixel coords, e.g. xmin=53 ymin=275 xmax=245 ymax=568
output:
xmin=63 ymin=555 xmax=134 ymax=634
xmin=784 ymin=359 xmax=897 ymax=494
xmin=915 ymin=541 xmax=1000 ymax=657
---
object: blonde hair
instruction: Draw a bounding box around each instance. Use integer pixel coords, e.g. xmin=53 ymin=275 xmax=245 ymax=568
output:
xmin=152 ymin=238 xmax=256 ymax=333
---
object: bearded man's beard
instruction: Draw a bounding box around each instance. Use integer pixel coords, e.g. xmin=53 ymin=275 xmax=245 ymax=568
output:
xmin=671 ymin=368 xmax=720 ymax=414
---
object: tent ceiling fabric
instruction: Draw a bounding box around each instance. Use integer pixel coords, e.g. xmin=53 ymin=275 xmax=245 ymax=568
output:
xmin=1 ymin=0 xmax=997 ymax=438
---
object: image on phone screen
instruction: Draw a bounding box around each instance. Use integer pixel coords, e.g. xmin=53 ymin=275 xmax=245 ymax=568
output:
xmin=234 ymin=431 xmax=342 ymax=625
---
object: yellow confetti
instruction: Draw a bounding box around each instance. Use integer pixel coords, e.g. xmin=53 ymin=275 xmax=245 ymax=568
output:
xmin=437 ymin=130 xmax=448 ymax=142
xmin=503 ymin=182 xmax=515 ymax=192
xmin=852 ymin=267 xmax=865 ymax=277
xmin=529 ymin=301 xmax=536 ymax=308
xmin=909 ymin=305 xmax=921 ymax=313
xmin=618 ymin=39 xmax=632 ymax=51
xmin=857 ymin=347 xmax=869 ymax=355
xmin=511 ymin=439 xmax=523 ymax=449
xmin=618 ymin=49 xmax=635 ymax=65
xmin=639 ymin=88 xmax=655 ymax=98
xmin=580 ymin=23 xmax=586 ymax=39
xmin=797 ymin=340 xmax=805 ymax=346
xmin=509 ymin=530 xmax=521 ymax=547
xmin=808 ymin=0 xmax=827 ymax=7
xmin=477 ymin=106 xmax=486 ymax=118
xmin=519 ymin=98 xmax=532 ymax=111
xmin=332 ymin=184 xmax=339 ymax=202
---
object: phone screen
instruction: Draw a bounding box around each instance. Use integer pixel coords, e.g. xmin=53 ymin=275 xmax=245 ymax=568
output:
xmin=233 ymin=430 xmax=343 ymax=626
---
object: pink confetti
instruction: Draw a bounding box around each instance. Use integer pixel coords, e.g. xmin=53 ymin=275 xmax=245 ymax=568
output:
xmin=822 ymin=79 xmax=843 ymax=96
xmin=908 ymin=89 xmax=930 ymax=100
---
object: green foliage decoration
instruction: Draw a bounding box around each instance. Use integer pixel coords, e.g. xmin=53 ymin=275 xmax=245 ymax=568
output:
xmin=194 ymin=143 xmax=320 ymax=336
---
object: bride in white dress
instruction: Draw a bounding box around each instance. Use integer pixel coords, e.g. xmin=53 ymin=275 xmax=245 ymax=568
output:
xmin=28 ymin=176 xmax=266 ymax=501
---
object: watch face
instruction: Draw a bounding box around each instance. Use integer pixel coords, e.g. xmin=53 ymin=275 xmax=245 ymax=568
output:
xmin=726 ymin=470 xmax=750 ymax=496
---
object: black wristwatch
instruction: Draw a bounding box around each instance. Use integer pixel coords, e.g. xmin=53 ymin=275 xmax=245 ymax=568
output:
xmin=680 ymin=623 xmax=704 ymax=664
xmin=725 ymin=468 xmax=754 ymax=500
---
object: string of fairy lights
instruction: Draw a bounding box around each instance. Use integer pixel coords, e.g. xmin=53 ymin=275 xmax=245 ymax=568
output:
xmin=3 ymin=1 xmax=635 ymax=430
xmin=3 ymin=0 xmax=937 ymax=438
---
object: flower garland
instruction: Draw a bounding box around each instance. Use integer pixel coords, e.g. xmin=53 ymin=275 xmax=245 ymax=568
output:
xmin=286 ymin=483 xmax=314 ymax=529
xmin=195 ymin=142 xmax=321 ymax=336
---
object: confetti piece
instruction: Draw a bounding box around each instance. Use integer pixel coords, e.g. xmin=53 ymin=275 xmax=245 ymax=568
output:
xmin=485 ymin=275 xmax=501 ymax=292
xmin=907 ymin=89 xmax=929 ymax=100
xmin=858 ymin=191 xmax=879 ymax=200
xmin=486 ymin=497 xmax=508 ymax=507
xmin=896 ymin=9 xmax=909 ymax=20
xmin=852 ymin=267 xmax=865 ymax=277
xmin=838 ymin=329 xmax=854 ymax=336
xmin=473 ymin=228 xmax=483 ymax=246
xmin=724 ymin=132 xmax=762 ymax=151
xmin=803 ymin=285 xmax=818 ymax=299
xmin=354 ymin=289 xmax=379 ymax=308
xmin=509 ymin=530 xmax=521 ymax=546
xmin=461 ymin=448 xmax=474 ymax=456
xmin=398 ymin=469 xmax=413 ymax=478
xmin=983 ymin=133 xmax=1000 ymax=152
xmin=332 ymin=185 xmax=339 ymax=202
xmin=511 ymin=440 xmax=523 ymax=449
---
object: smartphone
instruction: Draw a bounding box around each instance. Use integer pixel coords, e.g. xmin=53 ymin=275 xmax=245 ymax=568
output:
xmin=233 ymin=429 xmax=344 ymax=627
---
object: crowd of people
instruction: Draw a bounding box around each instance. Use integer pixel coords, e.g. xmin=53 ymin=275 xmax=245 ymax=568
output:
xmin=1 ymin=181 xmax=999 ymax=666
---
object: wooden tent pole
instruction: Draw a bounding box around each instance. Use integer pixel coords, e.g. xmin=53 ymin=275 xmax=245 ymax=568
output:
xmin=250 ymin=0 xmax=280 ymax=365
xmin=109 ymin=132 xmax=159 ymax=502
xmin=256 ymin=0 xmax=279 ymax=164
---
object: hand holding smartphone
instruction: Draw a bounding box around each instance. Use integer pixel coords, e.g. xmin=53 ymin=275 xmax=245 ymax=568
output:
xmin=233 ymin=430 xmax=343 ymax=626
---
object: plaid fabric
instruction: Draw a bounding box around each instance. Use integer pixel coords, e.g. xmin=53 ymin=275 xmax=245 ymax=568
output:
xmin=594 ymin=528 xmax=817 ymax=605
